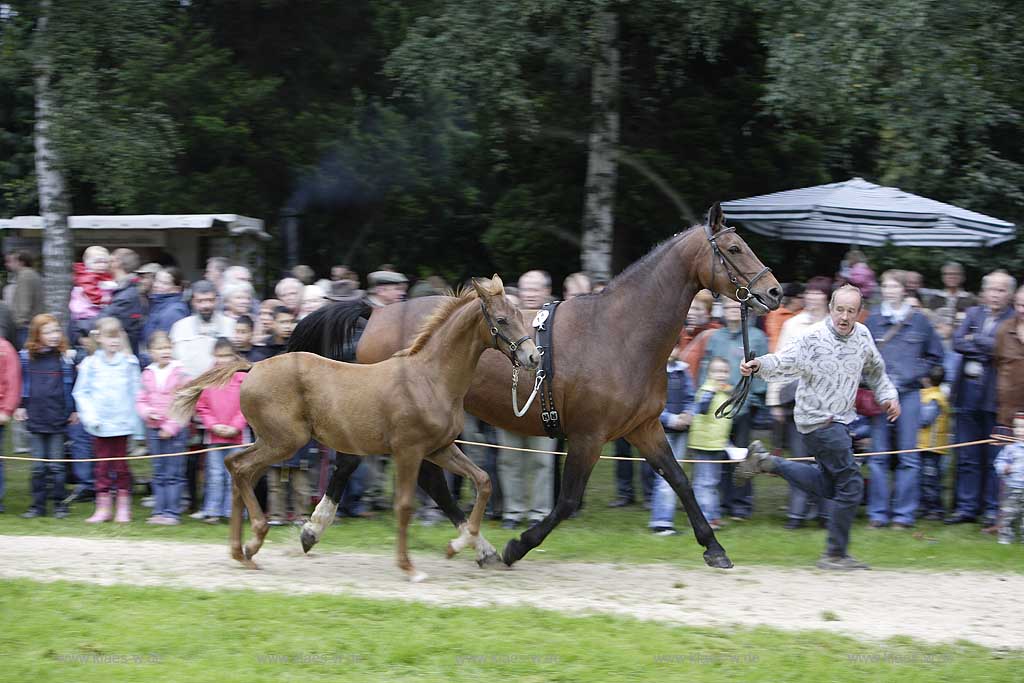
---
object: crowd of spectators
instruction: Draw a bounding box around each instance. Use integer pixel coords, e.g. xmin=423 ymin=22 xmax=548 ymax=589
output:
xmin=0 ymin=245 xmax=1021 ymax=545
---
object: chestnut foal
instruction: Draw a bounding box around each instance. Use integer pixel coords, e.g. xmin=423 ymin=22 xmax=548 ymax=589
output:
xmin=174 ymin=276 xmax=538 ymax=581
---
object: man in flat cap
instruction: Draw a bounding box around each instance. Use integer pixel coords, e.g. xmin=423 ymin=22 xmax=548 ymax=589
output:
xmin=367 ymin=270 xmax=408 ymax=308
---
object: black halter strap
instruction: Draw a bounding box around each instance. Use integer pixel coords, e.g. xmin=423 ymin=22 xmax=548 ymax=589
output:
xmin=703 ymin=222 xmax=771 ymax=419
xmin=479 ymin=300 xmax=531 ymax=367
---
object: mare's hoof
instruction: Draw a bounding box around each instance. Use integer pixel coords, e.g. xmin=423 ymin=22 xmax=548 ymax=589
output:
xmin=477 ymin=550 xmax=502 ymax=568
xmin=501 ymin=538 xmax=525 ymax=567
xmin=703 ymin=549 xmax=733 ymax=569
xmin=300 ymin=528 xmax=318 ymax=554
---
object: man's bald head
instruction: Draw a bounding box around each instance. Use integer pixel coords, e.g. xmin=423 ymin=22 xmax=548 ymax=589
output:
xmin=518 ymin=270 xmax=551 ymax=309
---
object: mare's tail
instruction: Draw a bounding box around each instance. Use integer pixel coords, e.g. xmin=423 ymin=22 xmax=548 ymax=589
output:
xmin=172 ymin=360 xmax=253 ymax=422
xmin=287 ymin=299 xmax=371 ymax=361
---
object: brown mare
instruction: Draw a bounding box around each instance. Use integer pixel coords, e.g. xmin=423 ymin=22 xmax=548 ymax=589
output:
xmin=295 ymin=204 xmax=781 ymax=570
xmin=173 ymin=276 xmax=539 ymax=581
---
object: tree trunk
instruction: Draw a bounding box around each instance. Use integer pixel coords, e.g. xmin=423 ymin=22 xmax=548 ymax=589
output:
xmin=33 ymin=0 xmax=73 ymax=327
xmin=579 ymin=10 xmax=620 ymax=283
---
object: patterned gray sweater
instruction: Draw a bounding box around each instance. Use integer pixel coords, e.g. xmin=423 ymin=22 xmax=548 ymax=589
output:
xmin=755 ymin=318 xmax=898 ymax=434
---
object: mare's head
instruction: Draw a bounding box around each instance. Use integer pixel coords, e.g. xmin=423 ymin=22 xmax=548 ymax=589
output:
xmin=696 ymin=203 xmax=781 ymax=313
xmin=471 ymin=275 xmax=540 ymax=370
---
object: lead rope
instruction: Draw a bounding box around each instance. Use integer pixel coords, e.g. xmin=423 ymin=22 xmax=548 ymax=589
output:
xmin=715 ymin=295 xmax=754 ymax=419
xmin=511 ymin=365 xmax=545 ymax=417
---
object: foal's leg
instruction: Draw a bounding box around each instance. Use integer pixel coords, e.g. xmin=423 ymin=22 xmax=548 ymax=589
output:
xmin=502 ymin=434 xmax=603 ymax=567
xmin=225 ymin=443 xmax=260 ymax=567
xmin=319 ymin=456 xmax=466 ymax=530
xmin=627 ymin=419 xmax=732 ymax=569
xmin=226 ymin=443 xmax=286 ymax=567
xmin=425 ymin=444 xmax=499 ymax=567
xmin=301 ymin=453 xmax=363 ymax=553
xmin=393 ymin=454 xmax=427 ymax=582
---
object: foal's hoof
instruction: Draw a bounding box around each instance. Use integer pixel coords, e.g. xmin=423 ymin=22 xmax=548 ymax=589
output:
xmin=446 ymin=541 xmax=458 ymax=559
xmin=477 ymin=550 xmax=502 ymax=569
xmin=408 ymin=571 xmax=428 ymax=583
xmin=300 ymin=528 xmax=318 ymax=554
xmin=703 ymin=549 xmax=733 ymax=569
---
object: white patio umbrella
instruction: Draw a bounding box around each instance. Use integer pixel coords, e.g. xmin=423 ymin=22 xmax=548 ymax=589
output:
xmin=721 ymin=177 xmax=1015 ymax=247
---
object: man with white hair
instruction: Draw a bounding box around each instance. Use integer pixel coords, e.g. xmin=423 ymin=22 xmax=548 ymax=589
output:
xmin=947 ymin=270 xmax=1016 ymax=527
xmin=496 ymin=270 xmax=558 ymax=529
xmin=275 ymin=277 xmax=303 ymax=317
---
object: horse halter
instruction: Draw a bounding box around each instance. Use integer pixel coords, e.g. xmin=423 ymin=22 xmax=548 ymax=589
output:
xmin=704 ymin=222 xmax=773 ymax=304
xmin=703 ymin=220 xmax=772 ymax=419
xmin=479 ymin=300 xmax=531 ymax=367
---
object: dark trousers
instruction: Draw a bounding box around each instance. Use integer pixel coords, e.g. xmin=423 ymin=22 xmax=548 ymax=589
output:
xmin=953 ymin=410 xmax=999 ymax=519
xmin=93 ymin=436 xmax=131 ymax=495
xmin=920 ymin=450 xmax=945 ymax=515
xmin=29 ymin=432 xmax=66 ymax=511
xmin=773 ymin=422 xmax=863 ymax=558
xmin=719 ymin=410 xmax=755 ymax=518
xmin=613 ymin=438 xmax=654 ymax=503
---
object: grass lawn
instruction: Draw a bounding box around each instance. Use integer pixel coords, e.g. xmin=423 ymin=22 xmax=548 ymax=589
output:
xmin=1 ymin=443 xmax=1019 ymax=573
xmin=1 ymin=578 xmax=1018 ymax=683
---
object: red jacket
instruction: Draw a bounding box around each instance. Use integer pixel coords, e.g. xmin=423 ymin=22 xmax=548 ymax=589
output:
xmin=0 ymin=337 xmax=21 ymax=416
xmin=136 ymin=361 xmax=190 ymax=436
xmin=195 ymin=372 xmax=248 ymax=444
xmin=73 ymin=262 xmax=115 ymax=306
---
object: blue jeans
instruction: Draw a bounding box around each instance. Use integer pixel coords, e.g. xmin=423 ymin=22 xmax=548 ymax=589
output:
xmin=203 ymin=446 xmax=236 ymax=518
xmin=772 ymin=422 xmax=863 ymax=558
xmin=692 ymin=448 xmax=722 ymax=523
xmin=867 ymin=389 xmax=921 ymax=525
xmin=953 ymin=409 xmax=999 ymax=519
xmin=148 ymin=428 xmax=187 ymax=518
xmin=920 ymin=451 xmax=944 ymax=514
xmin=784 ymin=420 xmax=829 ymax=523
xmin=29 ymin=432 xmax=66 ymax=511
xmin=649 ymin=432 xmax=688 ymax=528
xmin=68 ymin=421 xmax=94 ymax=492
xmin=613 ymin=438 xmax=654 ymax=503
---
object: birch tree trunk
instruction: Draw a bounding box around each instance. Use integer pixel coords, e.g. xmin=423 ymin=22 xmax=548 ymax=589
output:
xmin=579 ymin=10 xmax=620 ymax=283
xmin=33 ymin=0 xmax=73 ymax=326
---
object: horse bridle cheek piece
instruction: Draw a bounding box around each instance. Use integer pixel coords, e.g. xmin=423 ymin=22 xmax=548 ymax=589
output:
xmin=479 ymin=300 xmax=531 ymax=367
xmin=703 ymin=221 xmax=772 ymax=419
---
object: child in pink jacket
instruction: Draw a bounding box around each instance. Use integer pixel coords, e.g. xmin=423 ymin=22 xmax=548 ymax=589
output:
xmin=135 ymin=331 xmax=190 ymax=524
xmin=194 ymin=338 xmax=248 ymax=523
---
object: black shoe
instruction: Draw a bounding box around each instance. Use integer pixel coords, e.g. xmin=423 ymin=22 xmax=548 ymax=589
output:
xmin=922 ymin=511 xmax=944 ymax=521
xmin=944 ymin=513 xmax=976 ymax=525
xmin=607 ymin=498 xmax=634 ymax=508
xmin=20 ymin=508 xmax=43 ymax=519
xmin=501 ymin=519 xmax=519 ymax=529
xmin=816 ymin=554 xmax=870 ymax=570
xmin=981 ymin=515 xmax=997 ymax=528
xmin=784 ymin=518 xmax=803 ymax=530
xmin=54 ymin=506 xmax=69 ymax=519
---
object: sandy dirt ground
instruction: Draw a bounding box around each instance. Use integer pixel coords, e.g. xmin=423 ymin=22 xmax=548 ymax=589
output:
xmin=1 ymin=534 xmax=1020 ymax=650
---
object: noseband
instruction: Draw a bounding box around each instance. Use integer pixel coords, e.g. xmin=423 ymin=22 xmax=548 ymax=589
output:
xmin=703 ymin=221 xmax=772 ymax=419
xmin=479 ymin=300 xmax=532 ymax=367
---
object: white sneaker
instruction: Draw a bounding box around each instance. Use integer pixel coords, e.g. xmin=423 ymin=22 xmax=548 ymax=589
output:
xmin=653 ymin=527 xmax=678 ymax=536
xmin=141 ymin=496 xmax=155 ymax=508
xmin=189 ymin=511 xmax=207 ymax=520
xmin=998 ymin=538 xmax=1011 ymax=545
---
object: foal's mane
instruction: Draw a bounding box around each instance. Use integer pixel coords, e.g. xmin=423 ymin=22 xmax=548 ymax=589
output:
xmin=393 ymin=287 xmax=479 ymax=357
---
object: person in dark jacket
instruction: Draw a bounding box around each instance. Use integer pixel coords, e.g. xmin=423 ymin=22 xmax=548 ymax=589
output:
xmin=864 ymin=270 xmax=945 ymax=528
xmin=16 ymin=314 xmax=77 ymax=518
xmin=648 ymin=350 xmax=696 ymax=534
xmin=143 ymin=266 xmax=190 ymax=347
xmin=947 ymin=270 xmax=1016 ymax=527
xmin=248 ymin=306 xmax=295 ymax=362
xmin=96 ymin=249 xmax=146 ymax=356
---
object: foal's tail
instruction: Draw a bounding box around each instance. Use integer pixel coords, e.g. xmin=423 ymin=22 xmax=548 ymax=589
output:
xmin=172 ymin=360 xmax=253 ymax=422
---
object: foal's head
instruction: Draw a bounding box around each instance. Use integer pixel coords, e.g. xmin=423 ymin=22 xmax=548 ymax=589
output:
xmin=471 ymin=275 xmax=540 ymax=370
xmin=697 ymin=203 xmax=782 ymax=314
